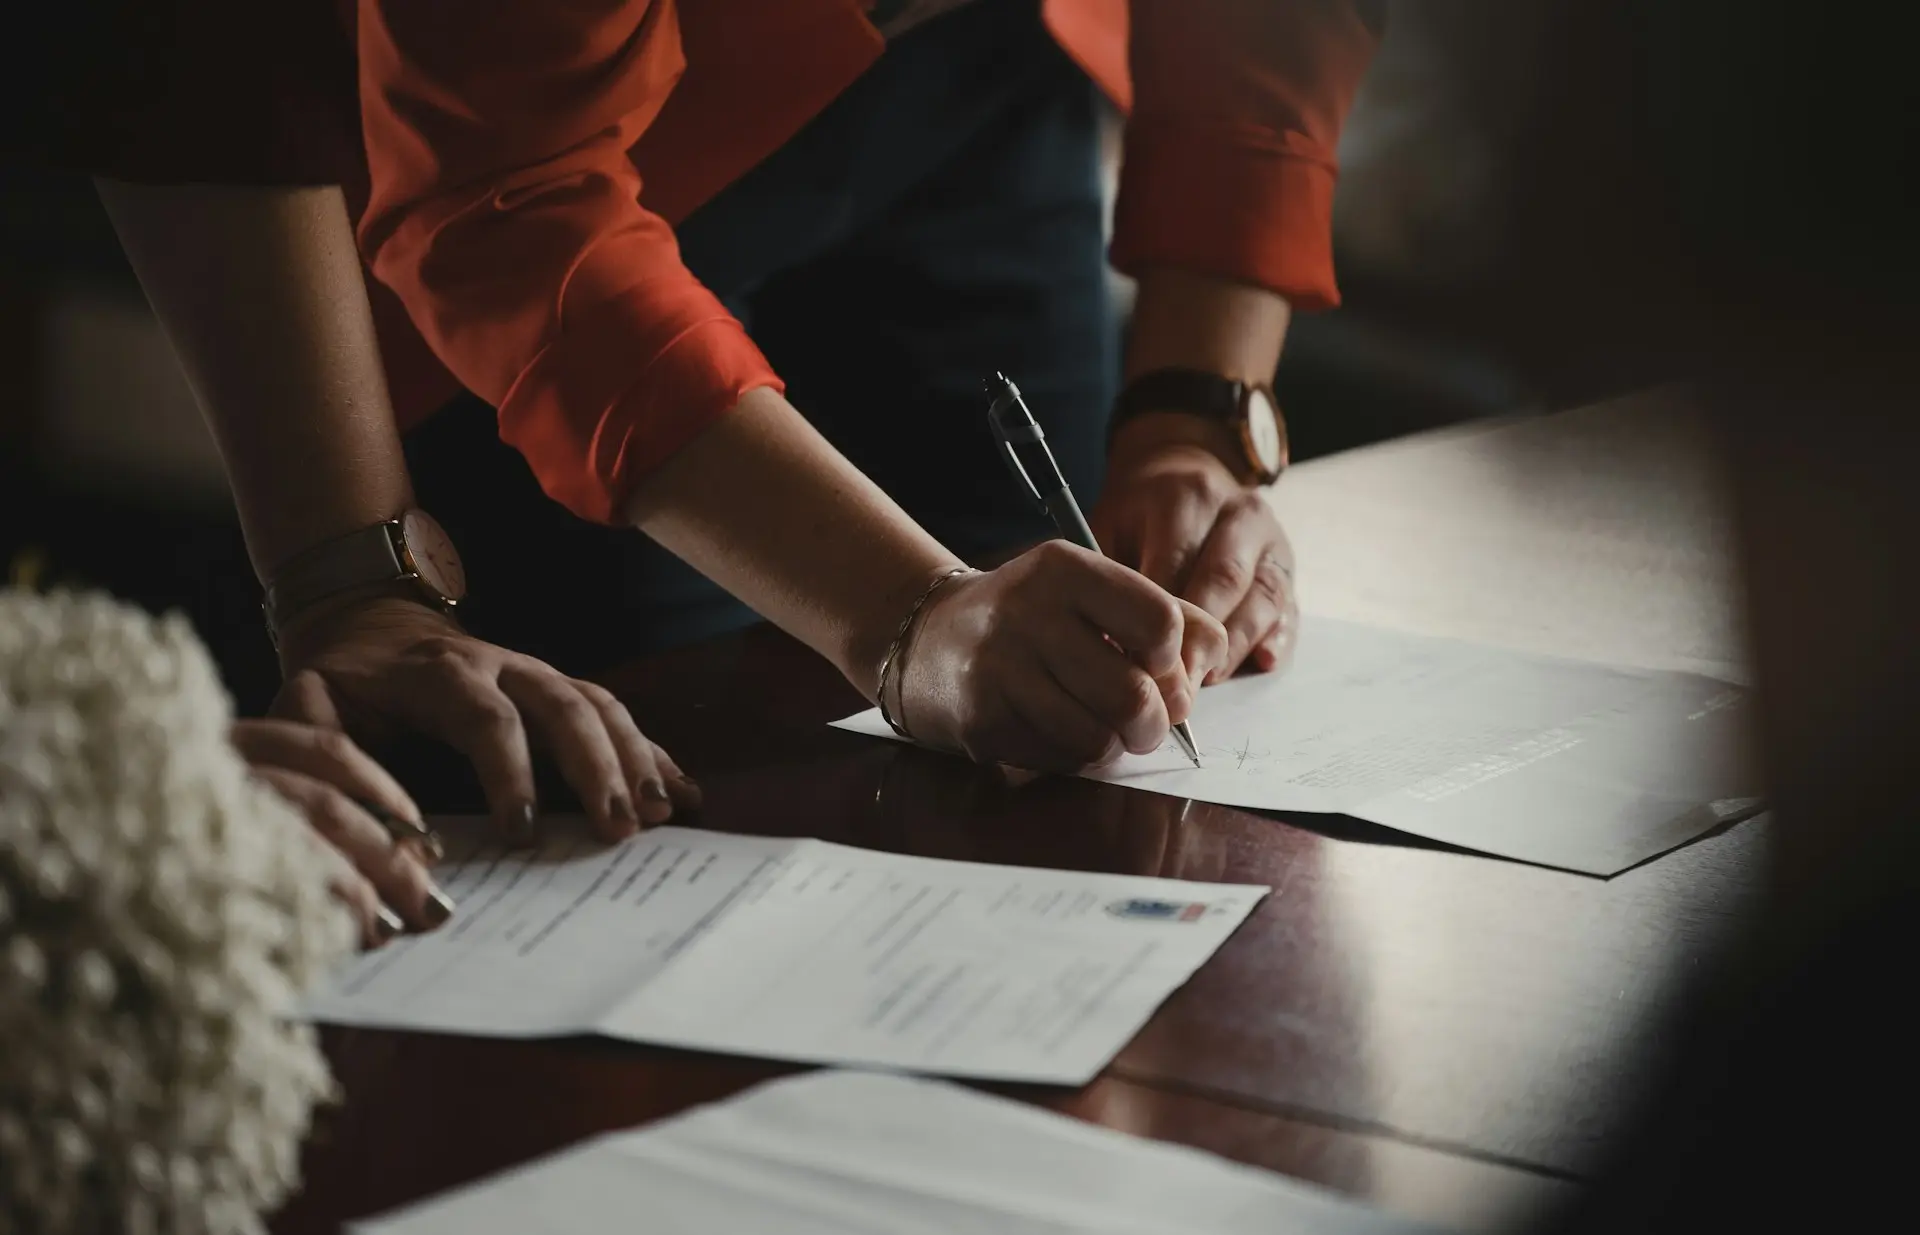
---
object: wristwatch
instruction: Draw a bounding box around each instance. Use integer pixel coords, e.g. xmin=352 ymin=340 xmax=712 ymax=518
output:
xmin=1110 ymin=367 xmax=1290 ymax=485
xmin=263 ymin=509 xmax=467 ymax=643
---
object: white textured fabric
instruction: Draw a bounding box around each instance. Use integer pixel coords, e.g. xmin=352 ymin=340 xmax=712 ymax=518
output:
xmin=0 ymin=590 xmax=355 ymax=1235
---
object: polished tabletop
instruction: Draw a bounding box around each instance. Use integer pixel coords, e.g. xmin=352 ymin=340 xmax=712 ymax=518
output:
xmin=274 ymin=391 xmax=1761 ymax=1234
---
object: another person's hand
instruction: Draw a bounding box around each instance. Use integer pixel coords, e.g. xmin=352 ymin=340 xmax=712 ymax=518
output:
xmin=1092 ymin=424 xmax=1298 ymax=681
xmin=270 ymin=596 xmax=699 ymax=846
xmin=232 ymin=717 xmax=447 ymax=948
xmin=895 ymin=541 xmax=1229 ymax=770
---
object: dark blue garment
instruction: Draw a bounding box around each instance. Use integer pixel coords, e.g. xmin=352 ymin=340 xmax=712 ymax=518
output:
xmin=406 ymin=0 xmax=1115 ymax=675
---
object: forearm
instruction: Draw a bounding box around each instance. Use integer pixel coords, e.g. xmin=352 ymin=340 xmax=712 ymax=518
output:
xmin=622 ymin=387 xmax=960 ymax=699
xmin=1115 ymin=266 xmax=1292 ymax=466
xmin=96 ymin=181 xmax=412 ymax=580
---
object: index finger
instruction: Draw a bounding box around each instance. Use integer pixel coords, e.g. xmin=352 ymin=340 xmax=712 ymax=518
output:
xmin=231 ymin=718 xmax=424 ymax=839
xmin=1052 ymin=545 xmax=1189 ymax=680
xmin=410 ymin=665 xmax=542 ymax=847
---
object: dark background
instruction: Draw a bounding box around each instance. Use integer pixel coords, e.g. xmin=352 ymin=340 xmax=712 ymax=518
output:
xmin=0 ymin=0 xmax=1900 ymax=715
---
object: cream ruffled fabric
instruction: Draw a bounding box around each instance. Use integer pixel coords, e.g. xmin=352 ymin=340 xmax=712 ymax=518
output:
xmin=1 ymin=590 xmax=354 ymax=1235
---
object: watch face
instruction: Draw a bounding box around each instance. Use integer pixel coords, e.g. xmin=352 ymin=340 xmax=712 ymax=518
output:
xmin=1243 ymin=386 xmax=1288 ymax=480
xmin=400 ymin=509 xmax=468 ymax=602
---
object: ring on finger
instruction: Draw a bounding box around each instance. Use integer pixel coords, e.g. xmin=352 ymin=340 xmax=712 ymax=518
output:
xmin=355 ymin=797 xmax=446 ymax=862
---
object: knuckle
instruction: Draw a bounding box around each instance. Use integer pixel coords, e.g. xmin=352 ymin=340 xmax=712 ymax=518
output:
xmin=1033 ymin=539 xmax=1083 ymax=573
xmin=1194 ymin=555 xmax=1251 ymax=596
xmin=1122 ymin=671 xmax=1160 ymax=719
xmin=416 ymin=635 xmax=482 ymax=674
xmin=1250 ymin=553 xmax=1289 ymax=600
xmin=1177 ymin=473 xmax=1224 ymax=507
xmin=309 ymin=725 xmax=358 ymax=763
xmin=460 ymin=693 xmax=521 ymax=738
xmin=573 ymin=680 xmax=620 ymax=710
xmin=1145 ymin=594 xmax=1184 ymax=647
xmin=306 ymin=792 xmax=362 ymax=844
xmin=547 ymin=688 xmax=601 ymax=731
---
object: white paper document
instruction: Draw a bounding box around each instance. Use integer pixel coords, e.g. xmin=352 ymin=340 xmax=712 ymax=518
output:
xmin=352 ymin=1070 xmax=1446 ymax=1235
xmin=307 ymin=825 xmax=1266 ymax=1083
xmin=835 ymin=618 xmax=1760 ymax=876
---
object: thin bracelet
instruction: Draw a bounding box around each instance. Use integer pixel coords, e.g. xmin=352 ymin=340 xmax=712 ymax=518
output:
xmin=877 ymin=566 xmax=975 ymax=740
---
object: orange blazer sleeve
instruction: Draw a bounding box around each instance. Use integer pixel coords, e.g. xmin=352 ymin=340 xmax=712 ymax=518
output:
xmin=355 ymin=0 xmax=782 ymax=524
xmin=1108 ymin=0 xmax=1381 ymax=311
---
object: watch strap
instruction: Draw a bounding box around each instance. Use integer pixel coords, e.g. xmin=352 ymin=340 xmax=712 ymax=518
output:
xmin=1111 ymin=368 xmax=1245 ymax=438
xmin=264 ymin=522 xmax=409 ymax=635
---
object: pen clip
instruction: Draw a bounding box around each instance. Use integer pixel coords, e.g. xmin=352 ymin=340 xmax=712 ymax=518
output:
xmin=986 ymin=374 xmax=1049 ymax=513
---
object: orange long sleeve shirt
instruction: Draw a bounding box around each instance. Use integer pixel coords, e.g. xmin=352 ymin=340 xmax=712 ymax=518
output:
xmin=350 ymin=0 xmax=1377 ymax=524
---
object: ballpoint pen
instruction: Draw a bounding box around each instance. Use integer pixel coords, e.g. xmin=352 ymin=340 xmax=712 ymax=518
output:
xmin=986 ymin=372 xmax=1203 ymax=769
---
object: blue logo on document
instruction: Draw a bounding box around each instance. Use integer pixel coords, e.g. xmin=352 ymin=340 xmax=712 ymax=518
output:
xmin=1105 ymin=898 xmax=1210 ymax=923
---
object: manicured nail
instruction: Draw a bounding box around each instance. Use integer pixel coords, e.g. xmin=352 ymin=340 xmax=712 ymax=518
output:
xmin=375 ymin=906 xmax=406 ymax=942
xmin=637 ymin=779 xmax=672 ymax=825
xmin=504 ymin=802 xmax=538 ymax=848
xmin=420 ymin=887 xmax=456 ymax=929
xmin=674 ymin=775 xmax=703 ymax=809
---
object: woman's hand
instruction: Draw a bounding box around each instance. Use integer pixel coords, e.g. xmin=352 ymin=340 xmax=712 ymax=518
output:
xmin=893 ymin=541 xmax=1229 ymax=770
xmin=233 ymin=717 xmax=448 ymax=948
xmin=271 ymin=596 xmax=700 ymax=846
xmin=1093 ymin=432 xmax=1300 ymax=681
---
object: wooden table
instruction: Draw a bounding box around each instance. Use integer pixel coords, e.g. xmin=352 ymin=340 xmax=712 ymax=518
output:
xmin=274 ymin=390 xmax=1762 ymax=1234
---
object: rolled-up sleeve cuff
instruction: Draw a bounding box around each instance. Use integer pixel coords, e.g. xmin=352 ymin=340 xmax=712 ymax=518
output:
xmin=1110 ymin=121 xmax=1342 ymax=312
xmin=497 ymin=295 xmax=782 ymax=525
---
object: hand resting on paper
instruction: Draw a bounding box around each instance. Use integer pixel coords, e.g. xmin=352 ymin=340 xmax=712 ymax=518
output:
xmin=1093 ymin=421 xmax=1300 ymax=682
xmin=233 ymin=717 xmax=446 ymax=948
xmin=270 ymin=596 xmax=700 ymax=850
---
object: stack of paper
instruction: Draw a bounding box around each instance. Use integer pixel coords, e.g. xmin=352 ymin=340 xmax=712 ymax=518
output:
xmin=352 ymin=1070 xmax=1447 ymax=1234
xmin=834 ymin=618 xmax=1760 ymax=875
xmin=308 ymin=825 xmax=1266 ymax=1084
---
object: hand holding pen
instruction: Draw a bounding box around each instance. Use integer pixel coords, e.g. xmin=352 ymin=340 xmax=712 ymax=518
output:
xmin=985 ymin=373 xmax=1210 ymax=767
xmin=835 ymin=371 xmax=1219 ymax=773
xmin=884 ymin=537 xmax=1227 ymax=771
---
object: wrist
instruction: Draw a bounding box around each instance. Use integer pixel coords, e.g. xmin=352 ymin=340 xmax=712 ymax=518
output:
xmin=274 ymin=587 xmax=457 ymax=670
xmin=840 ymin=558 xmax=972 ymax=702
xmin=1108 ymin=412 xmax=1250 ymax=486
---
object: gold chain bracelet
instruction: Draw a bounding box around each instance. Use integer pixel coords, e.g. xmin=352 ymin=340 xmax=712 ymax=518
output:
xmin=876 ymin=565 xmax=976 ymax=740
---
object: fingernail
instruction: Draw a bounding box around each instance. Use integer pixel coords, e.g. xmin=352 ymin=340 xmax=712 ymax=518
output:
xmin=608 ymin=794 xmax=640 ymax=834
xmin=504 ymin=802 xmax=538 ymax=848
xmin=420 ymin=887 xmax=456 ymax=929
xmin=675 ymin=775 xmax=703 ymax=809
xmin=415 ymin=830 xmax=447 ymax=863
xmin=375 ymin=905 xmax=406 ymax=941
xmin=640 ymin=780 xmax=670 ymax=803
